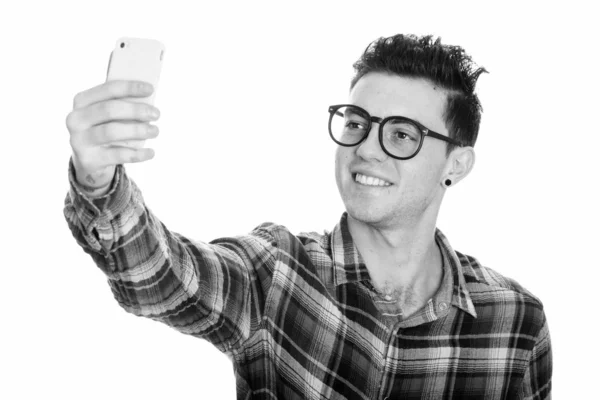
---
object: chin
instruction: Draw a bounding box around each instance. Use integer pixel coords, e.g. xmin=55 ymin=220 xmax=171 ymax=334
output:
xmin=344 ymin=199 xmax=395 ymax=228
xmin=338 ymin=182 xmax=391 ymax=227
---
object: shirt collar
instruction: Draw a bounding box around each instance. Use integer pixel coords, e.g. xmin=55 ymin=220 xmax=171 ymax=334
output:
xmin=435 ymin=229 xmax=478 ymax=318
xmin=330 ymin=212 xmax=477 ymax=318
xmin=331 ymin=213 xmax=371 ymax=285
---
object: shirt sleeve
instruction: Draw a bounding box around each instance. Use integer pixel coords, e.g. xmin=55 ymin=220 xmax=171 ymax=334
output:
xmin=520 ymin=311 xmax=553 ymax=400
xmin=63 ymin=158 xmax=278 ymax=353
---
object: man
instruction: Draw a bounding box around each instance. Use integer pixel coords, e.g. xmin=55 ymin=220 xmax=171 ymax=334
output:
xmin=65 ymin=34 xmax=552 ymax=399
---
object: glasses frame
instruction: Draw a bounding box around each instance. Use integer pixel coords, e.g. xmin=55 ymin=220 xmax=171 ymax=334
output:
xmin=328 ymin=104 xmax=462 ymax=160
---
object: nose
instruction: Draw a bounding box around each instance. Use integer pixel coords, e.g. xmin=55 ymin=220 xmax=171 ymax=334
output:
xmin=355 ymin=122 xmax=387 ymax=162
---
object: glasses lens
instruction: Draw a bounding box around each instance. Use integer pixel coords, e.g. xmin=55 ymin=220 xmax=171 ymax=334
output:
xmin=382 ymin=118 xmax=423 ymax=158
xmin=329 ymin=106 xmax=369 ymax=145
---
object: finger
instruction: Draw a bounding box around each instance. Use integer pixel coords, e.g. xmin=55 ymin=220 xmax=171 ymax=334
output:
xmin=98 ymin=146 xmax=156 ymax=167
xmin=88 ymin=122 xmax=159 ymax=146
xmin=108 ymin=139 xmax=147 ymax=149
xmin=73 ymin=80 xmax=154 ymax=109
xmin=70 ymin=100 xmax=159 ymax=130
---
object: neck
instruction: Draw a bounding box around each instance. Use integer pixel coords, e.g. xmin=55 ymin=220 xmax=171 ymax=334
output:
xmin=347 ymin=206 xmax=442 ymax=288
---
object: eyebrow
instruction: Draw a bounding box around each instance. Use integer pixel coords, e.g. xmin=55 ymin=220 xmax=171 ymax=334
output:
xmin=382 ymin=113 xmax=427 ymax=127
xmin=341 ymin=108 xmax=367 ymax=119
xmin=337 ymin=106 xmax=428 ymax=128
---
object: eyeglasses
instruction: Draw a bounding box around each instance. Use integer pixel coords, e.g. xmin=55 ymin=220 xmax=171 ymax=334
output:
xmin=328 ymin=104 xmax=462 ymax=160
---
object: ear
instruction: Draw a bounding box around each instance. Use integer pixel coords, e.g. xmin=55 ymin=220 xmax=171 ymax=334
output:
xmin=443 ymin=146 xmax=475 ymax=186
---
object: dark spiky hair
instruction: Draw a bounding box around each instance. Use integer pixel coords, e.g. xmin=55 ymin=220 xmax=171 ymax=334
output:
xmin=351 ymin=34 xmax=488 ymax=155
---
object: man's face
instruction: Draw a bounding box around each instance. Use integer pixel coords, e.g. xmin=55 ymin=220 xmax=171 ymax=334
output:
xmin=335 ymin=72 xmax=452 ymax=228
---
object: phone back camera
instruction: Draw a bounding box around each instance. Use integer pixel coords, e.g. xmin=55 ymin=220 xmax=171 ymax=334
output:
xmin=120 ymin=42 xmax=125 ymax=48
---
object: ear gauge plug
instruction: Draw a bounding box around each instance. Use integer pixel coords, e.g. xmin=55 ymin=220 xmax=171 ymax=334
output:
xmin=444 ymin=179 xmax=452 ymax=187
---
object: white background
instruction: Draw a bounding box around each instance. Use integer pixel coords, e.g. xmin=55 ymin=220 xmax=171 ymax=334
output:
xmin=1 ymin=0 xmax=598 ymax=398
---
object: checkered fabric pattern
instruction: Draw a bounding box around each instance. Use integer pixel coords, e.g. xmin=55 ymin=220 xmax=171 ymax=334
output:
xmin=64 ymin=160 xmax=552 ymax=399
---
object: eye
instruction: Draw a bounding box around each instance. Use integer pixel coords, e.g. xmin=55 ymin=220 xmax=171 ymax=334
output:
xmin=346 ymin=121 xmax=366 ymax=130
xmin=384 ymin=119 xmax=421 ymax=142
xmin=392 ymin=130 xmax=417 ymax=141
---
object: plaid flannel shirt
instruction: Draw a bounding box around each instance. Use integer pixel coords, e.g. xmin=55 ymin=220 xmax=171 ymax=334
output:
xmin=64 ymin=161 xmax=552 ymax=399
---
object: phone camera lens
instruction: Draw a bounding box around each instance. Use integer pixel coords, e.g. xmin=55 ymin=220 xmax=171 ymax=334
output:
xmin=120 ymin=42 xmax=125 ymax=48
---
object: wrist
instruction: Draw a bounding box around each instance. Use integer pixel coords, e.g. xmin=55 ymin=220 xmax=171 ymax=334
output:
xmin=75 ymin=169 xmax=115 ymax=198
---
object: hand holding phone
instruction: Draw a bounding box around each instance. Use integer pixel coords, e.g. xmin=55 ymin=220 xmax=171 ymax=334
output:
xmin=65 ymin=37 xmax=165 ymax=196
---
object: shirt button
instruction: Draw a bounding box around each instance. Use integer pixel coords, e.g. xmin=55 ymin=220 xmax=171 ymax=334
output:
xmin=438 ymin=302 xmax=448 ymax=311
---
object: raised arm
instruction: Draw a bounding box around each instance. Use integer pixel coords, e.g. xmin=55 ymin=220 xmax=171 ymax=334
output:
xmin=64 ymin=80 xmax=277 ymax=353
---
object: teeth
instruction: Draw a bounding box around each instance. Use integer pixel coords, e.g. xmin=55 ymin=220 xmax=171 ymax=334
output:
xmin=355 ymin=173 xmax=391 ymax=187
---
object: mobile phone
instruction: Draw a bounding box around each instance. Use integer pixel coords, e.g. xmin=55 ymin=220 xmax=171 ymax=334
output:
xmin=106 ymin=37 xmax=165 ymax=105
xmin=105 ymin=37 xmax=165 ymax=149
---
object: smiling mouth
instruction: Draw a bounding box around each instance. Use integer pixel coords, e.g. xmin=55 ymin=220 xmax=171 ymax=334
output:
xmin=354 ymin=173 xmax=392 ymax=187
